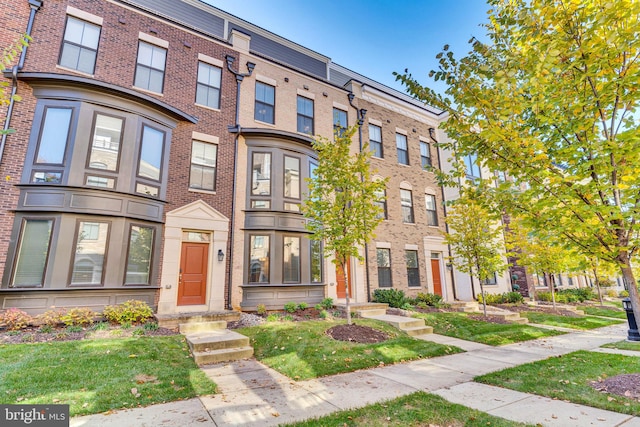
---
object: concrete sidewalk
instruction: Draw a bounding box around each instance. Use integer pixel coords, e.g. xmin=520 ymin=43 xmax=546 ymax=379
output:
xmin=70 ymin=323 xmax=639 ymax=427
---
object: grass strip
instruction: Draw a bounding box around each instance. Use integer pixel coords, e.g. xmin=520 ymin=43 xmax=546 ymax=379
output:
xmin=521 ymin=312 xmax=624 ymax=329
xmin=581 ymin=306 xmax=627 ymax=319
xmin=283 ymin=390 xmax=532 ymax=426
xmin=601 ymin=340 xmax=640 ymax=351
xmin=413 ymin=312 xmax=565 ymax=346
xmin=475 ymin=350 xmax=640 ymax=415
xmin=0 ymin=336 xmax=216 ymax=416
xmin=238 ymin=319 xmax=462 ymax=380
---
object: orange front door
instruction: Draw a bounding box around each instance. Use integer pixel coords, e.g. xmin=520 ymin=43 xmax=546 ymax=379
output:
xmin=431 ymin=258 xmax=443 ymax=296
xmin=336 ymin=260 xmax=352 ymax=299
xmin=178 ymin=242 xmax=208 ymax=305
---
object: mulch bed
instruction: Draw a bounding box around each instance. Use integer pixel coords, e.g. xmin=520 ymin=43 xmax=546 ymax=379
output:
xmin=0 ymin=324 xmax=177 ymax=345
xmin=591 ymin=374 xmax=640 ymax=401
xmin=326 ymin=323 xmax=389 ymax=343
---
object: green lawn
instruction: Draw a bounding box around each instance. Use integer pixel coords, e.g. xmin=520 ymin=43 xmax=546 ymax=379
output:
xmin=475 ymin=350 xmax=640 ymax=415
xmin=601 ymin=340 xmax=640 ymax=351
xmin=0 ymin=336 xmax=216 ymax=416
xmin=238 ymin=319 xmax=462 ymax=380
xmin=581 ymin=306 xmax=627 ymax=319
xmin=521 ymin=312 xmax=624 ymax=329
xmin=284 ymin=390 xmax=531 ymax=427
xmin=413 ymin=312 xmax=565 ymax=346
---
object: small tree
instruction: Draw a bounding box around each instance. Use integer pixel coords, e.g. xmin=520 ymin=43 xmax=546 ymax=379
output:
xmin=303 ymin=125 xmax=387 ymax=325
xmin=505 ymin=217 xmax=580 ymax=309
xmin=443 ymin=193 xmax=507 ymax=316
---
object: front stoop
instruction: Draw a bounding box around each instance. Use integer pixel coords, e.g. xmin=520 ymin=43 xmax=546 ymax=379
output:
xmin=489 ymin=311 xmax=529 ymax=324
xmin=185 ymin=328 xmax=254 ymax=366
xmin=335 ymin=302 xmax=389 ymax=317
xmin=155 ymin=310 xmax=241 ymax=330
xmin=450 ymin=301 xmax=480 ymax=313
xmin=361 ymin=313 xmax=433 ymax=336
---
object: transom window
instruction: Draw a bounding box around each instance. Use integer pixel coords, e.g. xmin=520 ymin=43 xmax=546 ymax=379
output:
xmin=255 ymin=82 xmax=275 ymax=124
xmin=400 ymin=189 xmax=414 ymax=223
xmin=420 ymin=141 xmax=432 ymax=168
xmin=297 ymin=96 xmax=314 ymax=134
xmin=425 ymin=194 xmax=438 ymax=226
xmin=406 ymin=250 xmax=420 ymax=287
xmin=190 ymin=140 xmax=217 ymax=191
xmin=59 ymin=16 xmax=101 ymax=74
xmin=369 ymin=124 xmax=383 ymax=158
xmin=195 ymin=62 xmax=222 ymax=109
xmin=377 ymin=248 xmax=392 ymax=288
xmin=134 ymin=41 xmax=166 ymax=93
xmin=396 ymin=133 xmax=409 ymax=165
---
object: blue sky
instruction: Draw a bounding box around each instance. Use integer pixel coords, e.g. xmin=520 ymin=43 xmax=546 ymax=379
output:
xmin=203 ymin=0 xmax=491 ymax=96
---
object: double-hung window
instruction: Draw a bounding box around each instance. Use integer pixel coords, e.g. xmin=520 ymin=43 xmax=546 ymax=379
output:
xmin=374 ymin=188 xmax=387 ymax=220
xmin=190 ymin=140 xmax=217 ymax=191
xmin=136 ymin=125 xmax=165 ymax=196
xmin=255 ymin=82 xmax=275 ymax=124
xmin=283 ymin=236 xmax=301 ymax=283
xmin=400 ymin=189 xmax=414 ymax=223
xmin=425 ymin=194 xmax=438 ymax=226
xmin=420 ymin=141 xmax=432 ymax=168
xmin=465 ymin=153 xmax=481 ymax=181
xmin=297 ymin=96 xmax=314 ymax=134
xmin=59 ymin=16 xmax=101 ymax=74
xmin=310 ymin=240 xmax=322 ymax=283
xmin=406 ymin=250 xmax=420 ymax=287
xmin=377 ymin=248 xmax=392 ymax=287
xmin=195 ymin=62 xmax=221 ymax=109
xmin=134 ymin=41 xmax=167 ymax=93
xmin=333 ymin=108 xmax=347 ymax=138
xmin=32 ymin=106 xmax=74 ymax=184
xmin=369 ymin=124 xmax=383 ymax=158
xmin=396 ymin=133 xmax=409 ymax=165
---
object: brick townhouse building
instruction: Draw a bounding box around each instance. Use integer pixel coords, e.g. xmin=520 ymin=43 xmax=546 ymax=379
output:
xmin=0 ymin=0 xmax=512 ymax=316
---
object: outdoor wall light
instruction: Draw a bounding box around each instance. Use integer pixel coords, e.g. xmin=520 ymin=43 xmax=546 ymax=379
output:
xmin=218 ymin=249 xmax=225 ymax=262
xmin=446 ymin=263 xmax=453 ymax=271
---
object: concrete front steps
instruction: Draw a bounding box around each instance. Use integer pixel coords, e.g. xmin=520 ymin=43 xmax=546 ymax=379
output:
xmin=160 ymin=313 xmax=253 ymax=366
xmin=359 ymin=310 xmax=434 ymax=336
xmin=449 ymin=301 xmax=480 ymax=313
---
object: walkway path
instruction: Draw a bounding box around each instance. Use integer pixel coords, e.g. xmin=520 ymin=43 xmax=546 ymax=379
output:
xmin=70 ymin=323 xmax=638 ymax=427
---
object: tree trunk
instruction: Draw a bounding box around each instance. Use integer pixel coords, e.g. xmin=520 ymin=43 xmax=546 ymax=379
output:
xmin=476 ymin=264 xmax=487 ymax=316
xmin=341 ymin=257 xmax=352 ymax=326
xmin=619 ymin=253 xmax=640 ymax=329
xmin=593 ymin=267 xmax=604 ymax=306
xmin=545 ymin=273 xmax=556 ymax=310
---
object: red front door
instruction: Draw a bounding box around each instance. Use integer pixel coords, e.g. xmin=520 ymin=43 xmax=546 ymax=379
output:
xmin=336 ymin=260 xmax=352 ymax=299
xmin=431 ymin=258 xmax=443 ymax=296
xmin=178 ymin=242 xmax=208 ymax=305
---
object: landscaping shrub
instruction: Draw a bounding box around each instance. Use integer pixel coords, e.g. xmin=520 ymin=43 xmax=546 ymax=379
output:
xmin=256 ymin=304 xmax=267 ymax=316
xmin=558 ymin=288 xmax=595 ymax=302
xmin=321 ymin=297 xmax=334 ymax=310
xmin=400 ymin=302 xmax=414 ymax=311
xmin=415 ymin=292 xmax=443 ymax=307
xmin=620 ymin=290 xmax=630 ymax=297
xmin=0 ymin=308 xmax=33 ymax=331
xmin=297 ymin=302 xmax=308 ymax=311
xmin=606 ymin=289 xmax=618 ymax=297
xmin=372 ymin=288 xmax=406 ymax=308
xmin=477 ymin=292 xmax=524 ymax=304
xmin=102 ymin=300 xmax=153 ymax=325
xmin=37 ymin=308 xmax=67 ymax=327
xmin=60 ymin=307 xmax=97 ymax=326
xmin=283 ymin=302 xmax=297 ymax=313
